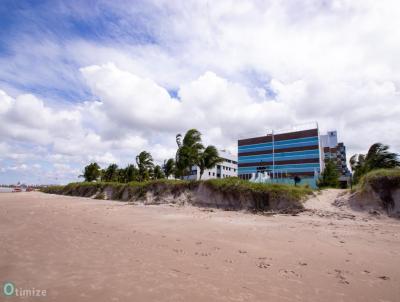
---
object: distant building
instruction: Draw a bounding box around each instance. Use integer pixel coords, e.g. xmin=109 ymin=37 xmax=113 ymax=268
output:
xmin=320 ymin=131 xmax=351 ymax=187
xmin=186 ymin=150 xmax=238 ymax=180
xmin=238 ymin=123 xmax=322 ymax=188
xmin=237 ymin=124 xmax=351 ymax=188
xmin=320 ymin=130 xmax=338 ymax=149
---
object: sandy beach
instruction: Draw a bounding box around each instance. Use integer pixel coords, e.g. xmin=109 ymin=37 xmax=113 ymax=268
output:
xmin=1 ymin=191 xmax=399 ymax=301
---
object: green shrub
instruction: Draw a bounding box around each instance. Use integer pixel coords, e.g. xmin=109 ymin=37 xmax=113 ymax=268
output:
xmin=40 ymin=185 xmax=65 ymax=194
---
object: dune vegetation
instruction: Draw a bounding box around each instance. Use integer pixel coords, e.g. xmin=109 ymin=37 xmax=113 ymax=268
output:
xmin=355 ymin=168 xmax=400 ymax=216
xmin=42 ymin=178 xmax=313 ymax=213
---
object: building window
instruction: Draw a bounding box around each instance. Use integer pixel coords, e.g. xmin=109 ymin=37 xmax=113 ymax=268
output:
xmin=208 ymin=172 xmax=210 ymax=176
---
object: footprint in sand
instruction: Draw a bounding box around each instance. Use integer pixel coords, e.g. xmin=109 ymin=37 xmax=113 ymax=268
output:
xmin=238 ymin=250 xmax=247 ymax=254
xmin=195 ymin=251 xmax=211 ymax=257
xmin=257 ymin=262 xmax=271 ymax=269
xmin=378 ymin=276 xmax=390 ymax=280
xmin=171 ymin=268 xmax=191 ymax=276
xmin=279 ymin=269 xmax=301 ymax=279
xmin=172 ymin=248 xmax=185 ymax=254
xmin=334 ymin=269 xmax=350 ymax=285
xmin=298 ymin=262 xmax=308 ymax=266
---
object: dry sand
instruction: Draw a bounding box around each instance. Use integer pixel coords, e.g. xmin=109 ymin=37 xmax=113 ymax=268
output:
xmin=0 ymin=191 xmax=399 ymax=302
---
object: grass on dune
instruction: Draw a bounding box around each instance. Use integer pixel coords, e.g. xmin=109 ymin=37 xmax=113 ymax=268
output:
xmin=203 ymin=177 xmax=312 ymax=200
xmin=42 ymin=177 xmax=313 ymax=201
xmin=359 ymin=168 xmax=400 ymax=192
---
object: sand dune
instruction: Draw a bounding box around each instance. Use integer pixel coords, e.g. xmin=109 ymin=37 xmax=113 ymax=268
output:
xmin=0 ymin=191 xmax=399 ymax=301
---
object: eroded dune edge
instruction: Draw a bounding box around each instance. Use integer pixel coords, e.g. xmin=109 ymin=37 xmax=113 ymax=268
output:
xmin=42 ymin=179 xmax=312 ymax=214
xmin=42 ymin=171 xmax=400 ymax=218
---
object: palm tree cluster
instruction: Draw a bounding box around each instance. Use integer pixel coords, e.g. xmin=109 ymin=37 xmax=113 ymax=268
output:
xmin=81 ymin=151 xmax=165 ymax=183
xmin=350 ymin=143 xmax=400 ymax=183
xmin=80 ymin=128 xmax=222 ymax=183
xmin=175 ymin=129 xmax=222 ymax=179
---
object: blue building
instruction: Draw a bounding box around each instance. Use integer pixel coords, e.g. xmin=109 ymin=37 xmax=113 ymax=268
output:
xmin=238 ymin=125 xmax=322 ymax=187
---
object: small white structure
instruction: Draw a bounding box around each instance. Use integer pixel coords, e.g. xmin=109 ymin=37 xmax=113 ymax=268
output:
xmin=186 ymin=150 xmax=238 ymax=180
xmin=250 ymin=172 xmax=271 ymax=183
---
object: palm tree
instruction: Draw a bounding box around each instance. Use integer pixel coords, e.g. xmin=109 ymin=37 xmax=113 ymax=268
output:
xmin=162 ymin=158 xmax=175 ymax=179
xmin=175 ymin=129 xmax=204 ymax=178
xmin=350 ymin=143 xmax=399 ymax=183
xmin=80 ymin=162 xmax=101 ymax=182
xmin=152 ymin=165 xmax=165 ymax=179
xmin=117 ymin=164 xmax=139 ymax=183
xmin=197 ymin=146 xmax=223 ymax=179
xmin=102 ymin=164 xmax=119 ymax=182
xmin=136 ymin=151 xmax=154 ymax=181
xmin=365 ymin=143 xmax=399 ymax=170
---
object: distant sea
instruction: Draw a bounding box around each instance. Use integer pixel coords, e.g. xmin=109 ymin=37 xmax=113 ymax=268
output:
xmin=0 ymin=187 xmax=13 ymax=193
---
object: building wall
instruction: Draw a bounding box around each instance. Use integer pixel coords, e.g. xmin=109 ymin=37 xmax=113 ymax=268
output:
xmin=237 ymin=128 xmax=322 ymax=180
xmin=337 ymin=143 xmax=351 ymax=176
xmin=320 ymin=131 xmax=338 ymax=148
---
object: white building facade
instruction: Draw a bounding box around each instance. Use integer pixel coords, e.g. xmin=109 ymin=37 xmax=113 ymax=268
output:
xmin=186 ymin=150 xmax=238 ymax=180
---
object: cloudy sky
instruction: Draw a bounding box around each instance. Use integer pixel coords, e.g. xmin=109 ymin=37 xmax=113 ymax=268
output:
xmin=0 ymin=0 xmax=399 ymax=184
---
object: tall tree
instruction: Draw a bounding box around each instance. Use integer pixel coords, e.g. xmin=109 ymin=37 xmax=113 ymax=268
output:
xmin=116 ymin=166 xmax=137 ymax=183
xmin=81 ymin=162 xmax=101 ymax=182
xmin=350 ymin=143 xmax=399 ymax=183
xmin=318 ymin=159 xmax=339 ymax=188
xmin=197 ymin=146 xmax=223 ymax=179
xmin=162 ymin=158 xmax=175 ymax=179
xmin=152 ymin=165 xmax=165 ymax=179
xmin=365 ymin=143 xmax=399 ymax=170
xmin=102 ymin=164 xmax=119 ymax=182
xmin=123 ymin=164 xmax=138 ymax=182
xmin=136 ymin=151 xmax=154 ymax=181
xmin=175 ymin=129 xmax=204 ymax=178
